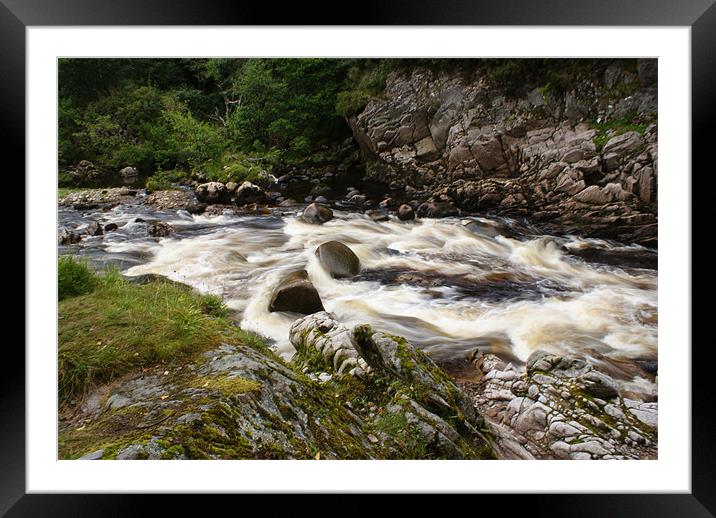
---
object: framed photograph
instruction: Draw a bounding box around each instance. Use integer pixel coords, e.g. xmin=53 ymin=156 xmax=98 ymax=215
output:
xmin=9 ymin=0 xmax=710 ymax=513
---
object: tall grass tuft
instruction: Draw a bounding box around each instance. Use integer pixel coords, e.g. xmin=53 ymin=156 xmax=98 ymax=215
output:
xmin=58 ymin=256 xmax=96 ymax=300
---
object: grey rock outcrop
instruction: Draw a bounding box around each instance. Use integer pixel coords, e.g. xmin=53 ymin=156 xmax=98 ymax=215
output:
xmin=347 ymin=61 xmax=658 ymax=246
xmin=463 ymin=349 xmax=657 ymax=460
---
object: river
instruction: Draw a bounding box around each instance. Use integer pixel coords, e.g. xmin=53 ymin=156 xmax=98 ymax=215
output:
xmin=59 ymin=202 xmax=657 ymax=393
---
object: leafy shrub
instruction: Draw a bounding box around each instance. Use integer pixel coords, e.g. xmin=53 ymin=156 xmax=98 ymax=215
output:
xmin=145 ymin=169 xmax=189 ymax=192
xmin=58 ymin=256 xmax=96 ymax=300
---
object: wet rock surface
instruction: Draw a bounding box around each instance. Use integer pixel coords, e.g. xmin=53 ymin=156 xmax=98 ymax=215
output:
xmin=268 ymin=270 xmax=324 ymax=314
xmin=315 ymin=241 xmax=360 ymax=278
xmin=300 ymin=203 xmax=334 ymax=224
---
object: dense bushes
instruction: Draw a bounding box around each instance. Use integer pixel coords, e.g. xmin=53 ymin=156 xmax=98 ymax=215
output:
xmin=59 ymin=58 xmax=634 ymax=188
xmin=58 ymin=58 xmax=358 ymax=185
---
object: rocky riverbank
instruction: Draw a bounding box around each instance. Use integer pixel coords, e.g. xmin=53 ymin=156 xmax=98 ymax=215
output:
xmin=346 ymin=60 xmax=658 ymax=247
xmin=59 ymin=61 xmax=659 ymax=248
xmin=61 ymin=307 xmax=656 ymax=460
xmin=61 ymin=309 xmax=494 ymax=460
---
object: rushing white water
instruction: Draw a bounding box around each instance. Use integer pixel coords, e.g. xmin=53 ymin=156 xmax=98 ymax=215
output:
xmin=76 ymin=206 xmax=657 ymax=374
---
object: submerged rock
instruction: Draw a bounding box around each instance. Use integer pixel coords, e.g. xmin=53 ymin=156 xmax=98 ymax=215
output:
xmin=58 ymin=229 xmax=82 ymax=245
xmin=268 ymin=270 xmax=324 ymax=314
xmin=416 ymin=201 xmax=460 ymax=218
xmin=315 ymin=241 xmax=360 ymax=278
xmin=300 ymin=203 xmax=333 ymax=224
xmin=147 ymin=222 xmax=172 ymax=238
xmin=86 ymin=222 xmax=104 ymax=236
xmin=366 ymin=209 xmax=389 ymax=222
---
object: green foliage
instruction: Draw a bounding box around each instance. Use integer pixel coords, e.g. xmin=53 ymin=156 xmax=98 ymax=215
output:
xmin=227 ymin=59 xmax=352 ymax=154
xmin=335 ymin=61 xmax=390 ymax=117
xmin=58 ymin=256 xmax=96 ymax=300
xmin=144 ymin=169 xmax=188 ymax=192
xmin=58 ymin=266 xmax=263 ymax=403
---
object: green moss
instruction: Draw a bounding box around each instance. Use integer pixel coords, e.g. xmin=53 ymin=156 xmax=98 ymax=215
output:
xmin=194 ymin=374 xmax=261 ymax=395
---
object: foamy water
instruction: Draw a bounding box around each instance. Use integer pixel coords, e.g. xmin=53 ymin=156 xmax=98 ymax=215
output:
xmin=61 ymin=205 xmax=657 ymax=381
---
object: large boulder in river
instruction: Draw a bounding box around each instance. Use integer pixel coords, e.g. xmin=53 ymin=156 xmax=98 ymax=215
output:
xmin=268 ymin=270 xmax=324 ymax=314
xmin=315 ymin=241 xmax=360 ymax=278
xmin=300 ymin=203 xmax=333 ymax=224
xmin=234 ymin=181 xmax=267 ymax=206
xmin=195 ymin=182 xmax=231 ymax=205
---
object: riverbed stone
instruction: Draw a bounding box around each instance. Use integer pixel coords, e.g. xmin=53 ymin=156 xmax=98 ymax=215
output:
xmin=315 ymin=241 xmax=360 ymax=278
xmin=195 ymin=182 xmax=231 ymax=205
xmin=300 ymin=203 xmax=334 ymax=224
xmin=268 ymin=270 xmax=324 ymax=314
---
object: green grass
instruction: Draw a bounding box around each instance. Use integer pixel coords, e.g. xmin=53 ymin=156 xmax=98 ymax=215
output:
xmin=58 ymin=259 xmax=265 ymax=404
xmin=58 ymin=187 xmax=87 ymax=199
xmin=58 ymin=256 xmax=96 ymax=300
xmin=590 ymin=116 xmax=651 ymax=151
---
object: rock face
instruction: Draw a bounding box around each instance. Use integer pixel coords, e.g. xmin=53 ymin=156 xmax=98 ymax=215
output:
xmin=268 ymin=270 xmax=324 ymax=314
xmin=347 ymin=60 xmax=658 ymax=246
xmin=315 ymin=241 xmax=360 ymax=278
xmin=195 ymin=182 xmax=231 ymax=205
xmin=300 ymin=203 xmax=334 ymax=224
xmin=462 ymin=349 xmax=657 ymax=460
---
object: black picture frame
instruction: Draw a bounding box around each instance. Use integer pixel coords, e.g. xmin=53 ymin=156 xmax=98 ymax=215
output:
xmin=6 ymin=0 xmax=711 ymax=513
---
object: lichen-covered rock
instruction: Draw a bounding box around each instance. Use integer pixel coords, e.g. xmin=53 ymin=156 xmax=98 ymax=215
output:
xmin=464 ymin=349 xmax=657 ymax=460
xmin=289 ymin=313 xmax=494 ymax=459
xmin=61 ymin=324 xmax=495 ymax=461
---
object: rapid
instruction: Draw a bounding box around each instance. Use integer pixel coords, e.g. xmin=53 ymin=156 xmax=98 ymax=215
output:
xmin=59 ymin=203 xmax=657 ymax=386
